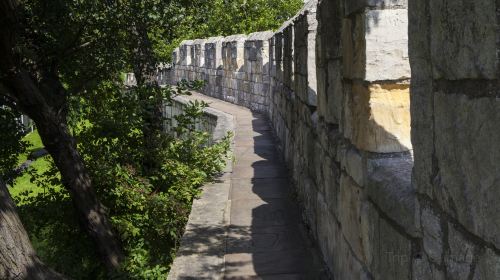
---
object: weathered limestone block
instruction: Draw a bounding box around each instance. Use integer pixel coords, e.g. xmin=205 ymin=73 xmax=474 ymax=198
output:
xmin=333 ymin=231 xmax=372 ymax=280
xmin=305 ymin=2 xmax=318 ymax=107
xmin=340 ymin=147 xmax=365 ymax=186
xmin=412 ymin=254 xmax=446 ymax=280
xmin=315 ymin=195 xmax=338 ymax=274
xmin=179 ymin=40 xmax=194 ymax=66
xmin=473 ymin=248 xmax=500 ymax=280
xmin=343 ymin=9 xmax=410 ymax=82
xmin=345 ymin=0 xmax=408 ymax=16
xmin=205 ymin=37 xmax=224 ymax=70
xmin=430 ymin=0 xmax=497 ymax=79
xmin=420 ymin=205 xmax=443 ymax=265
xmin=408 ymin=0 xmax=436 ymax=199
xmin=367 ymin=155 xmax=419 ymax=236
xmin=172 ymin=48 xmax=180 ymax=65
xmin=222 ymin=34 xmax=247 ymax=71
xmin=339 ymin=174 xmax=366 ymax=261
xmin=317 ymin=151 xmax=340 ymax=215
xmin=445 ymin=224 xmax=476 ymax=280
xmin=317 ymin=59 xmax=343 ymax=124
xmin=361 ymin=203 xmax=413 ymax=280
xmin=272 ymin=32 xmax=284 ymax=83
xmin=292 ymin=1 xmax=318 ymax=107
xmin=296 ymin=176 xmax=318 ymax=232
xmin=246 ymin=31 xmax=273 ymax=68
xmin=343 ymin=83 xmax=412 ymax=153
xmin=282 ymin=24 xmax=294 ymax=90
xmin=315 ymin=0 xmax=342 ymax=124
xmin=193 ymin=39 xmax=206 ymax=68
xmin=433 ymin=92 xmax=500 ymax=248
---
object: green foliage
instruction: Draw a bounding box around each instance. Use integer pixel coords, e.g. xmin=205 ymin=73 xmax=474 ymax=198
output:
xmin=10 ymin=156 xmax=53 ymax=199
xmin=77 ymin=83 xmax=231 ymax=278
xmin=15 ymin=182 xmax=104 ymax=279
xmin=201 ymin=0 xmax=303 ymax=36
xmin=4 ymin=0 xmax=291 ymax=278
xmin=0 ymin=107 xmax=29 ymax=180
xmin=17 ymin=131 xmax=43 ymax=165
xmin=14 ymin=83 xmax=231 ymax=279
xmin=162 ymin=0 xmax=303 ymax=60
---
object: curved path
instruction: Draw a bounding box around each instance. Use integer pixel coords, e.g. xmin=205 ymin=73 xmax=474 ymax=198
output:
xmin=168 ymin=92 xmax=326 ymax=280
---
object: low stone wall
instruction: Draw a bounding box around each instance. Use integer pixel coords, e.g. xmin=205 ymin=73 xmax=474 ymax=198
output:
xmin=168 ymin=0 xmax=500 ymax=278
xmin=166 ymin=94 xmax=235 ymax=280
xmin=163 ymin=96 xmax=229 ymax=144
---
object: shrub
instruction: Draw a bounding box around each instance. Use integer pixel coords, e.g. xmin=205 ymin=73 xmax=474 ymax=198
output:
xmin=14 ymin=82 xmax=231 ymax=279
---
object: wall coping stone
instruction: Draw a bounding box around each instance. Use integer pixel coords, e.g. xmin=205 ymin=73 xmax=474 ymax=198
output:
xmin=223 ymin=34 xmax=247 ymax=43
xmin=345 ymin=0 xmax=408 ymax=16
xmin=206 ymin=36 xmax=224 ymax=44
xmin=247 ymin=31 xmax=274 ymax=41
xmin=193 ymin=38 xmax=207 ymax=45
xmin=180 ymin=39 xmax=194 ymax=45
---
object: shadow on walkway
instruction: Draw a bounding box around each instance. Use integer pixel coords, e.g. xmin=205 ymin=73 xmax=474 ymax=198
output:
xmin=224 ymin=111 xmax=327 ymax=279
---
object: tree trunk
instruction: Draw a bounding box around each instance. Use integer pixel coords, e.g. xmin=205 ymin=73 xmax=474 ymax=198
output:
xmin=0 ymin=178 xmax=66 ymax=280
xmin=0 ymin=0 xmax=124 ymax=274
xmin=33 ymin=114 xmax=125 ymax=273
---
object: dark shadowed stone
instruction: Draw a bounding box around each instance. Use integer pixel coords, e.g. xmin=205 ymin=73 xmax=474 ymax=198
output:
xmin=367 ymin=155 xmax=418 ymax=236
xmin=345 ymin=0 xmax=408 ymax=16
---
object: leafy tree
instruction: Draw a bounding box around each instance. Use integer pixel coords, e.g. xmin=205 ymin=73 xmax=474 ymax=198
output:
xmin=202 ymin=0 xmax=303 ymax=36
xmin=0 ymin=0 xmax=299 ymax=277
xmin=161 ymin=0 xmax=304 ymax=60
xmin=13 ymin=82 xmax=230 ymax=278
xmin=0 ymin=177 xmax=66 ymax=280
xmin=0 ymin=0 xmax=133 ymax=273
xmin=0 ymin=104 xmax=65 ymax=279
xmin=0 ymin=106 xmax=28 ymax=180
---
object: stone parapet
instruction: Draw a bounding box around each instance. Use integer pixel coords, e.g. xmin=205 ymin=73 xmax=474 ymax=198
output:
xmin=167 ymin=0 xmax=499 ymax=278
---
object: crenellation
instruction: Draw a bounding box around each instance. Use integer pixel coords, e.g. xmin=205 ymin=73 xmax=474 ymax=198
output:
xmin=167 ymin=0 xmax=499 ymax=278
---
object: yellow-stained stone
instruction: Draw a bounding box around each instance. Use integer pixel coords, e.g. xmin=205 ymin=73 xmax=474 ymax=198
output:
xmin=344 ymin=83 xmax=412 ymax=153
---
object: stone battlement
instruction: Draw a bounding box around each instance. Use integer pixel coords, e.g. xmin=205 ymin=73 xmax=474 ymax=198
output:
xmin=168 ymin=0 xmax=500 ymax=278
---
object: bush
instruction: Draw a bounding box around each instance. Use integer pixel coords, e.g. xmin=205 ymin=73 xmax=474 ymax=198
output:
xmin=13 ymin=82 xmax=231 ymax=279
xmin=0 ymin=107 xmax=29 ymax=181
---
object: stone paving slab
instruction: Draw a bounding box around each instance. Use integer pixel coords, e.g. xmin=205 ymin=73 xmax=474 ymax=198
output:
xmin=168 ymin=92 xmax=325 ymax=279
xmin=230 ymin=178 xmax=290 ymax=201
xmin=233 ymin=137 xmax=276 ymax=147
xmin=230 ymin=199 xmax=300 ymax=227
xmin=224 ymin=274 xmax=307 ymax=280
xmin=224 ymin=250 xmax=309 ymax=277
xmin=226 ymin=225 xmax=306 ymax=253
xmin=232 ymin=164 xmax=288 ymax=179
xmin=234 ymin=130 xmax=275 ymax=138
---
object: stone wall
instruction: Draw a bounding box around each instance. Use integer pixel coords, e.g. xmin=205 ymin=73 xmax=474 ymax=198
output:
xmin=269 ymin=1 xmax=415 ymax=279
xmin=168 ymin=0 xmax=500 ymax=278
xmin=409 ymin=0 xmax=500 ymax=278
xmin=172 ymin=32 xmax=273 ymax=112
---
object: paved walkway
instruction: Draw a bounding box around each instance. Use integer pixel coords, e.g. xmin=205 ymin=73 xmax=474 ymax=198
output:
xmin=169 ymin=92 xmax=325 ymax=279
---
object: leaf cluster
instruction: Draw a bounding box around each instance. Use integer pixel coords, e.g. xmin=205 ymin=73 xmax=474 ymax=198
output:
xmin=14 ymin=82 xmax=231 ymax=279
xmin=0 ymin=107 xmax=29 ymax=181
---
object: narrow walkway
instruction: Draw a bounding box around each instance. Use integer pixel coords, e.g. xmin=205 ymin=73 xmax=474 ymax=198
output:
xmin=183 ymin=92 xmax=324 ymax=279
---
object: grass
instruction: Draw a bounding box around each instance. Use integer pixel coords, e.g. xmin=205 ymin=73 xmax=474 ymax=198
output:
xmin=10 ymin=156 xmax=53 ymax=200
xmin=8 ymin=130 xmax=101 ymax=279
xmin=10 ymin=130 xmax=59 ymax=201
xmin=17 ymin=130 xmax=44 ymax=165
